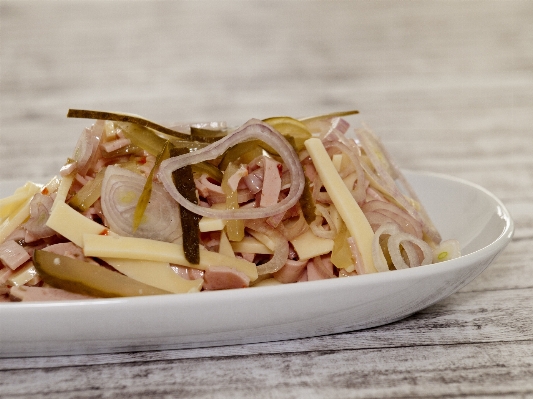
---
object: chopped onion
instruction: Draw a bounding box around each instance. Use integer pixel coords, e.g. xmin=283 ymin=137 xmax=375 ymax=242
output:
xmin=100 ymin=165 xmax=182 ymax=242
xmin=158 ymin=119 xmax=305 ymax=220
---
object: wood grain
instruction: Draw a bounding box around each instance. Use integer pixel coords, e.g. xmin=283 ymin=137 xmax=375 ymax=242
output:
xmin=0 ymin=0 xmax=532 ymax=397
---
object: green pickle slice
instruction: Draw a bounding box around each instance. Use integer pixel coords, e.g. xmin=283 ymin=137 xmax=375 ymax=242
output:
xmin=33 ymin=250 xmax=170 ymax=298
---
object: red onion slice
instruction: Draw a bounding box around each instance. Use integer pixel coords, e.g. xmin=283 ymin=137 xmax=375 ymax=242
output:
xmin=100 ymin=165 xmax=182 ymax=242
xmin=158 ymin=119 xmax=305 ymax=220
xmin=245 ymin=219 xmax=289 ymax=276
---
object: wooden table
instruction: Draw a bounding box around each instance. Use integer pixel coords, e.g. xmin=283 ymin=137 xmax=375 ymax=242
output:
xmin=1 ymin=1 xmax=532 ymax=397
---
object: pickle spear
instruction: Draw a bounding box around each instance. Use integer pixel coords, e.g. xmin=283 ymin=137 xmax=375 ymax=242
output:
xmin=33 ymin=250 xmax=170 ymax=298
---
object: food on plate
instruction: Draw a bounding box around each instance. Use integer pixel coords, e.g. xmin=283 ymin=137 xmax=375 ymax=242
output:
xmin=0 ymin=109 xmax=460 ymax=301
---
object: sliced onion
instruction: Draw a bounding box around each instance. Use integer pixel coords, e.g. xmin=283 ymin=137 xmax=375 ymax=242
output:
xmin=362 ymin=200 xmax=423 ymax=239
xmin=387 ymin=231 xmax=433 ymax=269
xmin=243 ymin=169 xmax=264 ymax=194
xmin=158 ymin=119 xmax=305 ymax=220
xmin=23 ymin=193 xmax=56 ymax=239
xmin=245 ymin=219 xmax=289 ymax=275
xmin=277 ymin=209 xmax=308 ymax=241
xmin=100 ymin=165 xmax=182 ymax=242
xmin=371 ymin=223 xmax=400 ymax=273
xmin=309 ymin=204 xmax=337 ymax=239
xmin=355 ymin=127 xmax=441 ymax=244
xmin=72 ymin=120 xmax=103 ymax=176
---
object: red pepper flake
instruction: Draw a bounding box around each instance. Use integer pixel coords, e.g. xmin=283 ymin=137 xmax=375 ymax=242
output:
xmin=99 ymin=229 xmax=110 ymax=236
xmin=138 ymin=156 xmax=147 ymax=165
xmin=41 ymin=187 xmax=49 ymax=195
xmin=277 ymin=163 xmax=283 ymax=177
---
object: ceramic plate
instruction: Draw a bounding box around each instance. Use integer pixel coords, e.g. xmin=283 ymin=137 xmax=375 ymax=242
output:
xmin=0 ymin=171 xmax=514 ymax=357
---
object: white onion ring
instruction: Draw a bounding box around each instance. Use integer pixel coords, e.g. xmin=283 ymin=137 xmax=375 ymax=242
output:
xmin=101 ymin=165 xmax=182 ymax=242
xmin=371 ymin=223 xmax=400 ymax=272
xmin=387 ymin=231 xmax=433 ymax=269
xmin=159 ymin=119 xmax=305 ymax=219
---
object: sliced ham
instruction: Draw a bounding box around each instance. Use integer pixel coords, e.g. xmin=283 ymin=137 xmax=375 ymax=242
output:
xmin=0 ymin=240 xmax=30 ymax=270
xmin=307 ymin=256 xmax=335 ymax=281
xmin=42 ymin=242 xmax=98 ymax=264
xmin=202 ymin=265 xmax=250 ymax=291
xmin=9 ymin=286 xmax=94 ymax=302
xmin=0 ymin=267 xmax=14 ymax=285
xmin=273 ymin=259 xmax=308 ymax=284
xmin=259 ymin=157 xmax=282 ymax=207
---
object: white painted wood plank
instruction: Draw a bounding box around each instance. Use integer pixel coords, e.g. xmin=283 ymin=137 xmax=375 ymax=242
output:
xmin=1 ymin=341 xmax=532 ymax=398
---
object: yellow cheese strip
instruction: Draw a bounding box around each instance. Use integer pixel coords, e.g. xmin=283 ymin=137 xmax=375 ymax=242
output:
xmin=231 ymin=236 xmax=273 ymax=255
xmin=304 ymin=138 xmax=377 ymax=273
xmin=83 ymin=234 xmax=258 ymax=281
xmin=0 ymin=182 xmax=40 ymax=236
xmin=248 ymin=230 xmax=277 ymax=251
xmin=218 ymin=230 xmax=235 ymax=258
xmin=0 ymin=195 xmax=34 ymax=244
xmin=52 ymin=174 xmax=75 ymax=210
xmin=252 ymin=278 xmax=282 ymax=287
xmin=7 ymin=263 xmax=38 ymax=287
xmin=104 ymin=258 xmax=203 ymax=294
xmin=290 ymin=229 xmax=334 ymax=261
xmin=0 ymin=192 xmax=33 ymax=220
xmin=46 ymin=202 xmax=108 ymax=247
xmin=199 ymin=216 xmax=226 ymax=232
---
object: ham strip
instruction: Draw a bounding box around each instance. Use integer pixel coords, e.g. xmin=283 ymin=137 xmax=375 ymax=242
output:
xmin=10 ymin=286 xmax=94 ymax=302
xmin=202 ymin=265 xmax=250 ymax=290
xmin=259 ymin=157 xmax=282 ymax=207
xmin=0 ymin=240 xmax=30 ymax=270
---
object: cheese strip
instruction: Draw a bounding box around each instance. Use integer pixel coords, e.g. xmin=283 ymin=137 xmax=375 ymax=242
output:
xmin=46 ymin=202 xmax=108 ymax=247
xmin=104 ymin=258 xmax=203 ymax=294
xmin=0 ymin=182 xmax=40 ymax=219
xmin=231 ymin=236 xmax=273 ymax=255
xmin=290 ymin=229 xmax=334 ymax=261
xmin=0 ymin=195 xmax=34 ymax=244
xmin=199 ymin=216 xmax=226 ymax=232
xmin=218 ymin=230 xmax=235 ymax=258
xmin=52 ymin=174 xmax=74 ymax=210
xmin=304 ymin=138 xmax=377 ymax=273
xmin=83 ymin=234 xmax=258 ymax=281
xmin=248 ymin=230 xmax=276 ymax=251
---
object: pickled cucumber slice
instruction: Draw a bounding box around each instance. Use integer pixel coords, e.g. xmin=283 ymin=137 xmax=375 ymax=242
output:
xmin=33 ymin=250 xmax=171 ymax=298
xmin=263 ymin=117 xmax=312 ymax=152
xmin=67 ymin=109 xmax=191 ymax=141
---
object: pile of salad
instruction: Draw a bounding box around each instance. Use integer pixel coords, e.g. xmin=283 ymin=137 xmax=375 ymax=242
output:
xmin=0 ymin=109 xmax=460 ymax=301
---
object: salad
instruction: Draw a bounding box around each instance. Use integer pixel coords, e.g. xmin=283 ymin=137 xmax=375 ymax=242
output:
xmin=0 ymin=109 xmax=460 ymax=301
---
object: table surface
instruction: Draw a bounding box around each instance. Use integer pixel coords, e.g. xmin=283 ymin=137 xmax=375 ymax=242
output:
xmin=1 ymin=1 xmax=532 ymax=398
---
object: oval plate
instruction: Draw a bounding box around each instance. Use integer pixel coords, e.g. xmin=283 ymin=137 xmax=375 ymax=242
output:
xmin=0 ymin=171 xmax=514 ymax=357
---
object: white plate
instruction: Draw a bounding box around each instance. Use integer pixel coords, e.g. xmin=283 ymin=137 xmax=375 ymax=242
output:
xmin=0 ymin=171 xmax=514 ymax=357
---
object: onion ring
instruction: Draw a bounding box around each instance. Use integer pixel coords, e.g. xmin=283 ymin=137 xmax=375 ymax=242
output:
xmin=159 ymin=119 xmax=305 ymax=219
